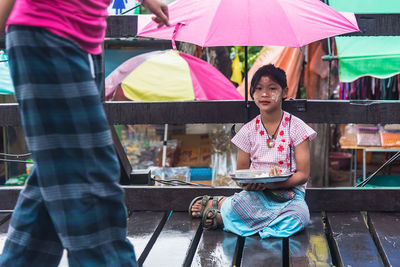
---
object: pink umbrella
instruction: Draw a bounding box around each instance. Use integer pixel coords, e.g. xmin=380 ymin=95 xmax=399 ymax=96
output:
xmin=137 ymin=0 xmax=359 ymax=47
xmin=137 ymin=0 xmax=359 ymax=115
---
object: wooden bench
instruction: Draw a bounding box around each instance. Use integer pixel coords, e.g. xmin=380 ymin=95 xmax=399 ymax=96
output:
xmin=0 ymin=187 xmax=399 ymax=266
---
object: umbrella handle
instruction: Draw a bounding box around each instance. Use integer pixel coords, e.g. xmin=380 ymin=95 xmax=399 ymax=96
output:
xmin=172 ymin=22 xmax=186 ymax=50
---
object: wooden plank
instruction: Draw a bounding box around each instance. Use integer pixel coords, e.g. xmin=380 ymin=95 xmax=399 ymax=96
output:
xmin=2 ymin=100 xmax=400 ymax=126
xmin=103 ymin=99 xmax=400 ymax=124
xmin=124 ymin=187 xmax=241 ymax=212
xmin=305 ymin=188 xmax=400 ymax=212
xmin=106 ymin=15 xmax=138 ymax=38
xmin=289 ymin=213 xmax=332 ymax=266
xmin=368 ymin=212 xmax=400 ymax=267
xmin=104 ymin=39 xmax=173 ymax=50
xmin=2 ymin=187 xmax=400 ymax=212
xmin=127 ymin=211 xmax=167 ymax=265
xmin=342 ymin=14 xmax=400 ymax=37
xmin=326 ymin=212 xmax=384 ymax=267
xmin=103 ymin=100 xmax=400 ymax=125
xmin=103 ymin=14 xmax=400 ymax=38
xmin=191 ymin=229 xmax=238 ymax=267
xmin=142 ymin=211 xmax=201 ymax=267
xmin=241 ymin=236 xmax=283 ymax=267
xmin=124 ymin=187 xmax=400 ymax=212
xmin=0 ymin=104 xmax=21 ymax=126
xmin=0 ymin=187 xmax=21 ymax=210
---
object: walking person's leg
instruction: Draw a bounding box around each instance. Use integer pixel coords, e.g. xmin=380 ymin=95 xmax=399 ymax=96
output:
xmin=3 ymin=25 xmax=136 ymax=266
xmin=0 ymin=168 xmax=64 ymax=266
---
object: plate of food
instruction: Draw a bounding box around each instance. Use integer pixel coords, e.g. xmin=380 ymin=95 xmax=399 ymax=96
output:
xmin=230 ymin=167 xmax=293 ymax=183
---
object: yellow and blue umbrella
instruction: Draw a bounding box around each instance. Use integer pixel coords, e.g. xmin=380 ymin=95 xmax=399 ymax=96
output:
xmin=105 ymin=49 xmax=243 ymax=101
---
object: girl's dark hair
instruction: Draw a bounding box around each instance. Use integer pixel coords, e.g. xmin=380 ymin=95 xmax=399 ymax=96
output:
xmin=250 ymin=64 xmax=287 ymax=99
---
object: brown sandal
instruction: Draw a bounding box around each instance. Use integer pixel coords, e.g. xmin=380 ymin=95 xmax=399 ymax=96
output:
xmin=188 ymin=195 xmax=225 ymax=218
xmin=202 ymin=208 xmax=221 ymax=230
xmin=188 ymin=195 xmax=211 ymax=218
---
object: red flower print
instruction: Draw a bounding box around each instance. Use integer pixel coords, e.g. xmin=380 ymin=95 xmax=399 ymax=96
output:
xmin=279 ymin=169 xmax=282 ymax=173
xmin=278 ymin=160 xmax=284 ymax=164
xmin=287 ymin=162 xmax=291 ymax=166
xmin=277 ymin=145 xmax=284 ymax=152
xmin=289 ymin=142 xmax=293 ymax=146
xmin=279 ymin=130 xmax=284 ymax=136
xmin=259 ymin=130 xmax=265 ymax=136
xmin=281 ymin=139 xmax=286 ymax=142
xmin=256 ymin=119 xmax=260 ymax=124
xmin=285 ymin=117 xmax=290 ymax=121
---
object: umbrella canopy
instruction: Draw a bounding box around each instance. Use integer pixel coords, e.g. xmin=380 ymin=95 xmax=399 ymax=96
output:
xmin=105 ymin=49 xmax=243 ymax=101
xmin=137 ymin=0 xmax=359 ymax=47
xmin=0 ymin=52 xmax=14 ymax=95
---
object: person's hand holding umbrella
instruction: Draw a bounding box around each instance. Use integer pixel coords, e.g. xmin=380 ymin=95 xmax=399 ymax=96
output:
xmin=141 ymin=0 xmax=170 ymax=28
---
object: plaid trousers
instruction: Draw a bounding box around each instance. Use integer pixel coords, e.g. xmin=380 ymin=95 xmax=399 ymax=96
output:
xmin=0 ymin=26 xmax=137 ymax=266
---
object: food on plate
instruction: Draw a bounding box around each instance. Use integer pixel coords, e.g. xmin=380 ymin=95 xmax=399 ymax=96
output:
xmin=269 ymin=166 xmax=281 ymax=177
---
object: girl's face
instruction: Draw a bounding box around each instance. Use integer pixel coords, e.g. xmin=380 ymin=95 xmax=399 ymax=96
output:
xmin=253 ymin=75 xmax=287 ymax=113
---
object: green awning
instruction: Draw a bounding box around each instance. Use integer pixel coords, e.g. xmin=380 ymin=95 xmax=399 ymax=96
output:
xmin=329 ymin=0 xmax=400 ymax=82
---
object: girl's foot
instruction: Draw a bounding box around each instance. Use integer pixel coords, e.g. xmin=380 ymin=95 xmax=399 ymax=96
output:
xmin=191 ymin=196 xmax=226 ymax=229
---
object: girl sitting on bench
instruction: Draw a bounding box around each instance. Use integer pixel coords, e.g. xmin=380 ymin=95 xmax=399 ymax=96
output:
xmin=189 ymin=64 xmax=316 ymax=238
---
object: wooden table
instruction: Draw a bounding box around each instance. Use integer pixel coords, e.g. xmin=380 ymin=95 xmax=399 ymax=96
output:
xmin=341 ymin=145 xmax=400 ymax=184
xmin=0 ymin=186 xmax=400 ymax=266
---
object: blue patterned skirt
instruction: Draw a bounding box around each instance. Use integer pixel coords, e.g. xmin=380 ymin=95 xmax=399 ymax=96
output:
xmin=220 ymin=188 xmax=309 ymax=238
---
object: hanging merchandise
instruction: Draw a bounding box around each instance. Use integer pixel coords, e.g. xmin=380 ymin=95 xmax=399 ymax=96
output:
xmin=230 ymin=53 xmax=242 ymax=85
xmin=338 ymin=74 xmax=399 ymax=100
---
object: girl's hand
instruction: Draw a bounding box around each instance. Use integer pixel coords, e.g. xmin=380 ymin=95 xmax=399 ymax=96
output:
xmin=237 ymin=182 xmax=268 ymax=191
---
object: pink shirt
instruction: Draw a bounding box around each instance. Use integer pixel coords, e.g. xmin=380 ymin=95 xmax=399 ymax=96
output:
xmin=7 ymin=0 xmax=111 ymax=55
xmin=231 ymin=111 xmax=317 ymax=191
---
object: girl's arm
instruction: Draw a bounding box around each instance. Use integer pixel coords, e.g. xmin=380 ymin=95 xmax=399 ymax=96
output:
xmin=267 ymin=139 xmax=311 ymax=189
xmin=236 ymin=148 xmax=250 ymax=170
xmin=0 ymin=0 xmax=15 ymax=33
